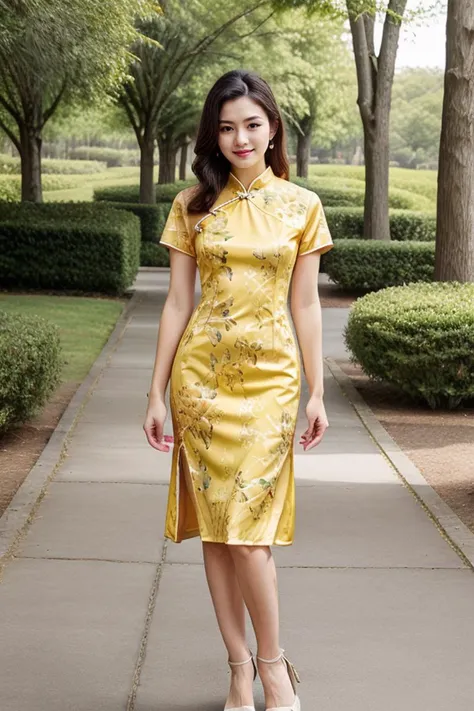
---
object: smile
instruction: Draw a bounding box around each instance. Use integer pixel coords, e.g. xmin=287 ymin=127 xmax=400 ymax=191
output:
xmin=233 ymin=149 xmax=254 ymax=157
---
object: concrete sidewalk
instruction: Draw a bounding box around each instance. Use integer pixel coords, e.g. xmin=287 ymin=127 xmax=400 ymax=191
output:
xmin=1 ymin=269 xmax=474 ymax=711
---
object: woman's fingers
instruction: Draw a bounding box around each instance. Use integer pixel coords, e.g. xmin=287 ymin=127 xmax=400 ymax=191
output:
xmin=299 ymin=417 xmax=328 ymax=450
xmin=143 ymin=418 xmax=170 ymax=452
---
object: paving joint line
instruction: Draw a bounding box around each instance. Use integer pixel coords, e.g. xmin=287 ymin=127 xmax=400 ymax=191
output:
xmin=16 ymin=555 xmax=161 ymax=565
xmin=127 ymin=540 xmax=168 ymax=711
xmin=326 ymin=357 xmax=474 ymax=572
xmin=161 ymin=561 xmax=467 ymax=570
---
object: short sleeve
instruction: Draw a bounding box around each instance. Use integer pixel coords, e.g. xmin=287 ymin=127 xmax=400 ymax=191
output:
xmin=298 ymin=192 xmax=333 ymax=256
xmin=159 ymin=193 xmax=196 ymax=258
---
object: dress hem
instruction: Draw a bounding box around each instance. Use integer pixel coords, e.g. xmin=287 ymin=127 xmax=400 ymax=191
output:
xmin=165 ymin=533 xmax=294 ymax=547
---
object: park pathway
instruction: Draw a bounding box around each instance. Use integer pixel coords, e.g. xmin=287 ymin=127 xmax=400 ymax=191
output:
xmin=1 ymin=269 xmax=474 ymax=710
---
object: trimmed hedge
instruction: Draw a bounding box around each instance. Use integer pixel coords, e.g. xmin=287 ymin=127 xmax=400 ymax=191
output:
xmin=0 ymin=202 xmax=140 ymax=294
xmin=324 ymin=239 xmax=435 ymax=290
xmin=0 ymin=154 xmax=107 ymax=175
xmin=141 ymin=242 xmax=170 ymax=267
xmin=345 ymin=282 xmax=474 ymax=408
xmin=292 ymin=177 xmax=432 ymax=211
xmin=69 ymin=146 xmax=140 ymax=167
xmin=0 ymin=310 xmax=63 ymax=432
xmin=105 ymin=201 xmax=169 ymax=243
xmin=325 ymin=207 xmax=436 ymax=241
xmin=0 ymin=174 xmax=79 ymax=201
xmin=94 ymin=179 xmax=196 ymax=204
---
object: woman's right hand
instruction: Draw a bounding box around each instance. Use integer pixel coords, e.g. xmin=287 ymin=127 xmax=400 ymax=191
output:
xmin=143 ymin=398 xmax=172 ymax=452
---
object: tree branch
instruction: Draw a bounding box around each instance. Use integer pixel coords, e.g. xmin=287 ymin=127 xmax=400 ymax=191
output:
xmin=347 ymin=1 xmax=374 ymax=125
xmin=43 ymin=77 xmax=68 ymax=125
xmin=378 ymin=0 xmax=408 ymax=97
xmin=0 ymin=115 xmax=21 ymax=152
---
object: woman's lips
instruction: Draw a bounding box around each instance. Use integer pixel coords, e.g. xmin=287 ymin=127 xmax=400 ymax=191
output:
xmin=234 ymin=149 xmax=254 ymax=157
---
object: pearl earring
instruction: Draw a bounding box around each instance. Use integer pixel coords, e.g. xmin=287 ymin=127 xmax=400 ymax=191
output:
xmin=269 ymin=141 xmax=274 ymax=150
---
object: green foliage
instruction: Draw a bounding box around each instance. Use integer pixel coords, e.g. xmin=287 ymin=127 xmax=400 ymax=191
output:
xmin=94 ymin=180 xmax=195 ymax=203
xmin=324 ymin=239 xmax=435 ymax=290
xmin=141 ymin=242 xmax=170 ymax=267
xmin=0 ymin=202 xmax=140 ymax=294
xmin=69 ymin=147 xmax=140 ymax=167
xmin=307 ymin=164 xmax=438 ymax=208
xmin=0 ymin=174 xmax=80 ymax=200
xmin=325 ymin=207 xmax=436 ymax=241
xmin=390 ymin=68 xmax=443 ymax=169
xmin=345 ymin=282 xmax=474 ymax=408
xmin=0 ymin=310 xmax=63 ymax=432
xmin=0 ymin=154 xmax=107 ymax=175
xmin=294 ymin=176 xmax=434 ymax=210
xmin=106 ymin=202 xmax=168 ymax=242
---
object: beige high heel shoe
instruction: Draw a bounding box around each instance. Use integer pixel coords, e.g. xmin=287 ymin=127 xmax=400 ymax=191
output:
xmin=256 ymin=648 xmax=301 ymax=711
xmin=224 ymin=651 xmax=257 ymax=711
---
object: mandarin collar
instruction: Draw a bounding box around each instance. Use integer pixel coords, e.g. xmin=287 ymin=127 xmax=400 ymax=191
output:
xmin=226 ymin=164 xmax=274 ymax=193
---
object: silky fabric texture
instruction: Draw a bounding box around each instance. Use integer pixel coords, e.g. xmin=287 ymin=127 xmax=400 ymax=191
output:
xmin=160 ymin=165 xmax=333 ymax=545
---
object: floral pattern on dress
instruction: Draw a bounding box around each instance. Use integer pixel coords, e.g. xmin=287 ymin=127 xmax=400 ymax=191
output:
xmin=161 ymin=165 xmax=333 ymax=545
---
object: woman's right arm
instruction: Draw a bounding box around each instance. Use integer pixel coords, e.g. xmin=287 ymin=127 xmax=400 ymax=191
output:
xmin=143 ymin=248 xmax=197 ymax=452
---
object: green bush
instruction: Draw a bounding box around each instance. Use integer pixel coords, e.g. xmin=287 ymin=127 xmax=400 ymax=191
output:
xmin=325 ymin=207 xmax=436 ymax=241
xmin=105 ymin=201 xmax=169 ymax=243
xmin=94 ymin=179 xmax=196 ymax=204
xmin=293 ymin=177 xmax=433 ymax=211
xmin=345 ymin=282 xmax=474 ymax=408
xmin=0 ymin=202 xmax=140 ymax=294
xmin=70 ymin=146 xmax=140 ymax=167
xmin=0 ymin=174 xmax=79 ymax=201
xmin=324 ymin=239 xmax=435 ymax=290
xmin=0 ymin=310 xmax=63 ymax=432
xmin=0 ymin=154 xmax=107 ymax=174
xmin=141 ymin=242 xmax=170 ymax=267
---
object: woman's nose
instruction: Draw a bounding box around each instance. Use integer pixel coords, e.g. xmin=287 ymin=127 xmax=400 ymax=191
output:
xmin=235 ymin=130 xmax=249 ymax=146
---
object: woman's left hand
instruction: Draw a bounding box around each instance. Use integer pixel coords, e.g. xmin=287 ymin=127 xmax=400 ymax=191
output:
xmin=299 ymin=395 xmax=329 ymax=451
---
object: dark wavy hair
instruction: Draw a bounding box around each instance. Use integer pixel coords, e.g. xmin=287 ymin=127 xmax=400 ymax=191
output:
xmin=187 ymin=69 xmax=289 ymax=214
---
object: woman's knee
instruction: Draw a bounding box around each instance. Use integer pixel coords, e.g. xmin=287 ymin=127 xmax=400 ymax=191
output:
xmin=227 ymin=544 xmax=271 ymax=562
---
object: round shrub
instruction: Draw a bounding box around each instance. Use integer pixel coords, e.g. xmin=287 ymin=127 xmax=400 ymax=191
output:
xmin=0 ymin=310 xmax=63 ymax=432
xmin=324 ymin=239 xmax=435 ymax=290
xmin=345 ymin=283 xmax=474 ymax=408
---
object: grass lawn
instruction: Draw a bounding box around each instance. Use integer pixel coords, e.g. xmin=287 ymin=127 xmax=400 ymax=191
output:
xmin=0 ymin=294 xmax=127 ymax=382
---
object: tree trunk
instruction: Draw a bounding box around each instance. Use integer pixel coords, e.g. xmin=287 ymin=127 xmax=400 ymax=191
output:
xmin=296 ymin=133 xmax=311 ymax=178
xmin=434 ymin=0 xmax=474 ymax=282
xmin=139 ymin=134 xmax=156 ymax=204
xmin=348 ymin=0 xmax=407 ymax=240
xmin=362 ymin=115 xmax=390 ymax=241
xmin=179 ymin=141 xmax=188 ymax=181
xmin=157 ymin=135 xmax=177 ymax=184
xmin=20 ymin=124 xmax=43 ymax=202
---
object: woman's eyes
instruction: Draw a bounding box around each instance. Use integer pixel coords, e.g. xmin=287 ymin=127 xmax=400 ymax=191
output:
xmin=220 ymin=123 xmax=262 ymax=132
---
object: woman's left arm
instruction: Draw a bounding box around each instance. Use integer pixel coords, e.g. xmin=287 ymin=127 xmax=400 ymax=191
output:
xmin=290 ymin=250 xmax=329 ymax=451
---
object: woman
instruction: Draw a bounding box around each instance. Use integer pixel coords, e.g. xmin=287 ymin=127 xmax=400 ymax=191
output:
xmin=143 ymin=69 xmax=333 ymax=711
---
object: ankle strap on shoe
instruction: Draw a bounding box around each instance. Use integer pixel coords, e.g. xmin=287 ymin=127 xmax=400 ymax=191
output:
xmin=228 ymin=652 xmax=253 ymax=667
xmin=256 ymin=648 xmax=284 ymax=664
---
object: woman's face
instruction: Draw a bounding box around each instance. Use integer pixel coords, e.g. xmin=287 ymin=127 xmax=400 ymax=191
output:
xmin=217 ymin=96 xmax=275 ymax=170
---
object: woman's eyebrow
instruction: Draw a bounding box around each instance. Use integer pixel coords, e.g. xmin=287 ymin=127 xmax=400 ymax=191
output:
xmin=218 ymin=115 xmax=263 ymax=124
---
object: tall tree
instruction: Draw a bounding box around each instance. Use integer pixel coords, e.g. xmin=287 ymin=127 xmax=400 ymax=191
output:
xmin=119 ymin=1 xmax=268 ymax=203
xmin=273 ymin=0 xmax=444 ymax=239
xmin=434 ymin=0 xmax=474 ymax=282
xmin=0 ymin=0 xmax=151 ymax=201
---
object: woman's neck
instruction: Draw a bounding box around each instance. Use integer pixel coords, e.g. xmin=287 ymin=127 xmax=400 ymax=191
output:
xmin=229 ymin=159 xmax=267 ymax=191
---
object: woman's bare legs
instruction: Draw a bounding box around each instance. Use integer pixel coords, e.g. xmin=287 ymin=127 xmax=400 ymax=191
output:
xmin=202 ymin=541 xmax=255 ymax=708
xmin=227 ymin=545 xmax=295 ymax=709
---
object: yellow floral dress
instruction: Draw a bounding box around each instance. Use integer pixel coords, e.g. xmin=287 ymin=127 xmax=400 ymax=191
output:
xmin=159 ymin=165 xmax=333 ymax=545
